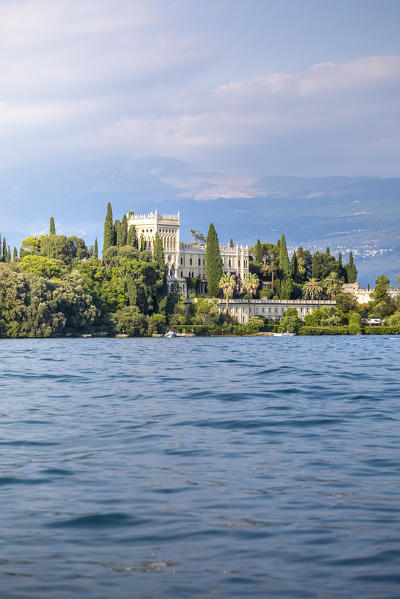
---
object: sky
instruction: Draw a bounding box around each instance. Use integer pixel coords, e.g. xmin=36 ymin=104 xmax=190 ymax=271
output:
xmin=1 ymin=0 xmax=400 ymax=178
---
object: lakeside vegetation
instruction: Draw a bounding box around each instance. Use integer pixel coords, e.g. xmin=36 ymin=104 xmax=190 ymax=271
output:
xmin=0 ymin=204 xmax=399 ymax=338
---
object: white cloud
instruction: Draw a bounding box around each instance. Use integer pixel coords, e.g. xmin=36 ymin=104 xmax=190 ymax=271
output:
xmin=0 ymin=0 xmax=398 ymax=176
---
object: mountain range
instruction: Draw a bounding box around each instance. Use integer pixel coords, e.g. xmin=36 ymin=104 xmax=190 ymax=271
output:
xmin=1 ymin=157 xmax=399 ymax=287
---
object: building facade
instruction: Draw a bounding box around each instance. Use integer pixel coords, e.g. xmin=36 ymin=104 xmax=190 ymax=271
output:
xmin=127 ymin=210 xmax=249 ymax=294
xmin=343 ymin=283 xmax=400 ymax=304
xmin=215 ymin=298 xmax=337 ymax=324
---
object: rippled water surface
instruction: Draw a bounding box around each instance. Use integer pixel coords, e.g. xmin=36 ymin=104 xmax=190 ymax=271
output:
xmin=1 ymin=336 xmax=400 ymax=598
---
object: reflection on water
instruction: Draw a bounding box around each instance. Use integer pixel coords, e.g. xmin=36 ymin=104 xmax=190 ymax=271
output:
xmin=0 ymin=336 xmax=399 ymax=598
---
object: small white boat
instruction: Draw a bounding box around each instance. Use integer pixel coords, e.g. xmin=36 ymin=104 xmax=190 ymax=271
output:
xmin=164 ymin=330 xmax=177 ymax=338
xmin=273 ymin=332 xmax=295 ymax=337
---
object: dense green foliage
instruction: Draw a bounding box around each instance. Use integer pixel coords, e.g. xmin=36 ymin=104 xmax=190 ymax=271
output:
xmin=205 ymin=223 xmax=223 ymax=297
xmin=0 ymin=207 xmax=178 ymax=338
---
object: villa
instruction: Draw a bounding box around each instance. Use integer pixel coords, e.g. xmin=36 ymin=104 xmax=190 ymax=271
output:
xmin=127 ymin=210 xmax=249 ymax=295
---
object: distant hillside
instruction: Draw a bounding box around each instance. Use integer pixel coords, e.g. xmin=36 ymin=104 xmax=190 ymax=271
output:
xmin=0 ymin=158 xmax=399 ymax=286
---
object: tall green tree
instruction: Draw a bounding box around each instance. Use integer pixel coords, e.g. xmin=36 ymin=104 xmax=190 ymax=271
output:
xmin=103 ymin=202 xmax=115 ymax=253
xmin=126 ymin=225 xmax=137 ymax=248
xmin=290 ymin=251 xmax=298 ymax=280
xmin=242 ymin=272 xmax=259 ymax=322
xmin=372 ymin=275 xmax=390 ymax=304
xmin=263 ymin=260 xmax=278 ymax=290
xmin=94 ymin=238 xmax=98 ymax=258
xmin=6 ymin=246 xmax=11 ymax=262
xmin=229 ymin=238 xmax=234 ymax=248
xmin=12 ymin=247 xmax=18 ymax=261
xmin=114 ymin=219 xmax=122 ymax=247
xmin=219 ymin=273 xmax=236 ymax=321
xmin=205 ymin=223 xmax=223 ymax=297
xmin=302 ymin=278 xmax=323 ymax=300
xmin=153 ymin=232 xmax=164 ymax=268
xmin=121 ymin=214 xmax=128 ymax=246
xmin=255 ymin=239 xmax=263 ymax=264
xmin=49 ymin=216 xmax=56 ymax=235
xmin=345 ymin=251 xmax=358 ymax=283
xmin=322 ymin=271 xmax=342 ymax=299
xmin=279 ymin=234 xmax=290 ymax=276
xmin=279 ymin=277 xmax=293 ymax=299
xmin=2 ymin=237 xmax=6 ymax=262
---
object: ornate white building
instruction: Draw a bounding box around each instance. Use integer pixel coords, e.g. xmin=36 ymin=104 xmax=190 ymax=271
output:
xmin=126 ymin=210 xmax=249 ymax=294
xmin=343 ymin=283 xmax=400 ymax=304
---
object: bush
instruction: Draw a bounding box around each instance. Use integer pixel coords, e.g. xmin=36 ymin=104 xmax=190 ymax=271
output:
xmin=114 ymin=306 xmax=148 ymax=336
xmin=259 ymin=287 xmax=274 ymax=299
xmin=247 ymin=316 xmax=265 ymax=333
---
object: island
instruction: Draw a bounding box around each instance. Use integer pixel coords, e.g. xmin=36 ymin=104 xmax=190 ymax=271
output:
xmin=0 ymin=205 xmax=399 ymax=338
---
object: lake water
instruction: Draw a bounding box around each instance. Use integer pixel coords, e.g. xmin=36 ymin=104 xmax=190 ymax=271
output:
xmin=1 ymin=336 xmax=400 ymax=598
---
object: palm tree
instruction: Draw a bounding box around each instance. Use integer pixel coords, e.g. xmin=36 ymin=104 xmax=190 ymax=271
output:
xmin=242 ymin=272 xmax=259 ymax=322
xmin=302 ymin=278 xmax=323 ymax=300
xmin=262 ymin=260 xmax=278 ymax=290
xmin=322 ymin=271 xmax=343 ymax=300
xmin=219 ymin=273 xmax=236 ymax=322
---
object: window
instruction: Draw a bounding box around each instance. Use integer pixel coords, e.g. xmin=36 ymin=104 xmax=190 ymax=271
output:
xmin=180 ymin=257 xmax=183 ymax=265
xmin=229 ymin=259 xmax=231 ymax=267
xmin=198 ymin=258 xmax=201 ymax=265
xmin=190 ymin=258 xmax=192 ymax=265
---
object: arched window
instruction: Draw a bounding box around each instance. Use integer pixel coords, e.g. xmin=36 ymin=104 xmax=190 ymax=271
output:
xmin=198 ymin=258 xmax=201 ymax=265
xmin=190 ymin=258 xmax=192 ymax=265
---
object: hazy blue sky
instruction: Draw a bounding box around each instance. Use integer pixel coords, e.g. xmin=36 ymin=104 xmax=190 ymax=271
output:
xmin=1 ymin=0 xmax=400 ymax=177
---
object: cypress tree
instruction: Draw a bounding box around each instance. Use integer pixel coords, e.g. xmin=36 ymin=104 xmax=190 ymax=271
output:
xmin=126 ymin=225 xmax=137 ymax=247
xmin=6 ymin=245 xmax=11 ymax=262
xmin=153 ymin=232 xmax=165 ymax=268
xmin=326 ymin=246 xmax=330 ymax=255
xmin=205 ymin=222 xmax=223 ymax=297
xmin=229 ymin=238 xmax=234 ymax=248
xmin=255 ymin=239 xmax=263 ymax=264
xmin=140 ymin=236 xmax=146 ymax=251
xmin=94 ymin=238 xmax=98 ymax=258
xmin=103 ymin=202 xmax=115 ymax=253
xmin=345 ymin=251 xmax=358 ymax=284
xmin=49 ymin=216 xmax=56 ymax=235
xmin=279 ymin=277 xmax=293 ymax=299
xmin=13 ymin=247 xmax=18 ymax=261
xmin=290 ymin=251 xmax=298 ymax=280
xmin=121 ymin=214 xmax=128 ymax=246
xmin=2 ymin=237 xmax=6 ymax=262
xmin=114 ymin=219 xmax=122 ymax=247
xmin=279 ymin=234 xmax=289 ymax=276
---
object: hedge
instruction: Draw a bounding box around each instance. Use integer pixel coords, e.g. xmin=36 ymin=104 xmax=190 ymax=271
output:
xmin=364 ymin=326 xmax=400 ymax=335
xmin=170 ymin=323 xmax=279 ymax=336
xmin=299 ymin=326 xmax=349 ymax=335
